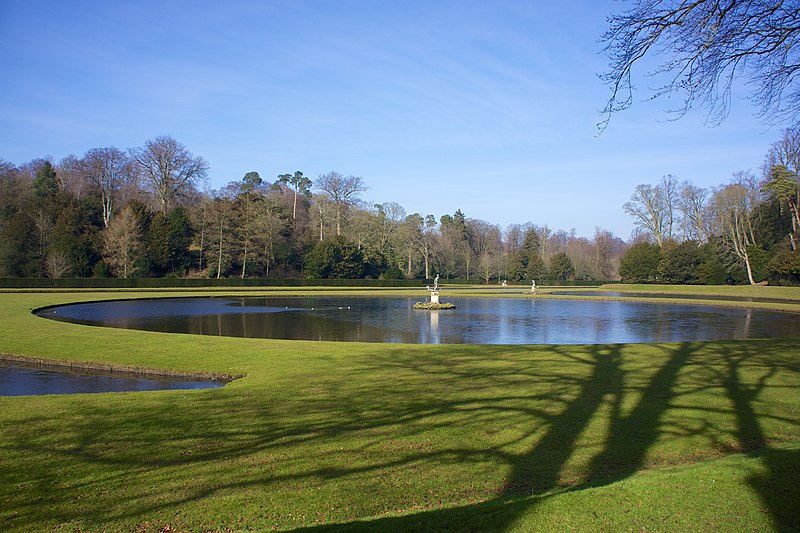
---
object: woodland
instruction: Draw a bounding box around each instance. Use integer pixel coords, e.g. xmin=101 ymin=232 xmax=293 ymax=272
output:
xmin=1 ymin=127 xmax=800 ymax=285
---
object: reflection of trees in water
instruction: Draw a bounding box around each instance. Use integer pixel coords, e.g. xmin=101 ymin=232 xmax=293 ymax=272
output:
xmin=183 ymin=311 xmax=395 ymax=343
xmin=39 ymin=297 xmax=798 ymax=344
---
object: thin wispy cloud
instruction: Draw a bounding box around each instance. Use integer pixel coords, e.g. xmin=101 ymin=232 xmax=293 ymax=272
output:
xmin=0 ymin=0 xmax=780 ymax=238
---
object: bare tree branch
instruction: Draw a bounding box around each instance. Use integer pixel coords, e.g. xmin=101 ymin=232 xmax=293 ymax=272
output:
xmin=601 ymin=0 xmax=800 ymax=130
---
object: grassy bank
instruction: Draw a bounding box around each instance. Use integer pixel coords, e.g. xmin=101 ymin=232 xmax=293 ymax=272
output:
xmin=601 ymin=283 xmax=800 ymax=301
xmin=0 ymin=288 xmax=798 ymax=531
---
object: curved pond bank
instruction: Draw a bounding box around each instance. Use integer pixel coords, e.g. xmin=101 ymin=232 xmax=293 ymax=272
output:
xmin=0 ymin=357 xmax=230 ymax=396
xmin=36 ymin=296 xmax=800 ymax=344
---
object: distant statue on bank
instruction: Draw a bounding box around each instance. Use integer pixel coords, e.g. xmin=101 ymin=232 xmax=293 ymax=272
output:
xmin=531 ymin=280 xmax=537 ymax=294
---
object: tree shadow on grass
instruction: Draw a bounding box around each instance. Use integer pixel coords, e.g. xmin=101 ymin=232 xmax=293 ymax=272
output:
xmin=291 ymin=342 xmax=694 ymax=532
xmin=747 ymin=446 xmax=800 ymax=533
xmin=501 ymin=344 xmax=624 ymax=495
xmin=295 ymin=338 xmax=800 ymax=532
xmin=0 ymin=344 xmax=587 ymax=530
xmin=1 ymin=337 xmax=798 ymax=531
xmin=584 ymin=342 xmax=692 ymax=485
xmin=712 ymin=340 xmax=800 ymax=532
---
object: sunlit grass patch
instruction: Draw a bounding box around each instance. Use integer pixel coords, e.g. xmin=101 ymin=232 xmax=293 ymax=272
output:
xmin=0 ymin=288 xmax=798 ymax=531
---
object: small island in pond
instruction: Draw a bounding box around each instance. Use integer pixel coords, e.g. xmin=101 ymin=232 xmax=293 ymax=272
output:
xmin=413 ymin=301 xmax=456 ymax=310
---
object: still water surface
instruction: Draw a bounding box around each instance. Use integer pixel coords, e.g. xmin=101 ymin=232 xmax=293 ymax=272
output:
xmin=36 ymin=296 xmax=799 ymax=344
xmin=0 ymin=360 xmax=225 ymax=396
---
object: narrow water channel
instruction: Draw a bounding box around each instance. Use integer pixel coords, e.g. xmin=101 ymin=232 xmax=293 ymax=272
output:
xmin=0 ymin=360 xmax=227 ymax=396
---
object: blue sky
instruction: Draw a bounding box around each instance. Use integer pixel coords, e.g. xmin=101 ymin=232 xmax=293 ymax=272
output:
xmin=0 ymin=1 xmax=783 ymax=239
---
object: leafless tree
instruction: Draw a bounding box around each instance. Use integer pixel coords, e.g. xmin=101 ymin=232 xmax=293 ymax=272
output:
xmin=205 ymin=194 xmax=236 ymax=279
xmin=467 ymin=219 xmax=501 ymax=283
xmin=254 ymin=198 xmax=285 ymax=277
xmin=709 ymin=171 xmax=762 ymax=284
xmin=399 ymin=213 xmax=438 ymax=279
xmin=479 ymin=250 xmax=496 ymax=284
xmin=44 ymin=251 xmax=72 ymax=279
xmin=623 ymin=175 xmax=679 ymax=246
xmin=83 ymin=147 xmax=133 ymax=227
xmin=315 ymin=171 xmax=367 ymax=236
xmin=391 ymin=214 xmax=424 ymax=278
xmin=310 ymin=195 xmax=333 ymax=242
xmin=191 ymin=195 xmax=212 ymax=272
xmin=536 ymin=225 xmax=551 ymax=261
xmin=565 ymin=237 xmax=595 ymax=280
xmin=602 ymin=0 xmax=800 ymax=127
xmin=56 ymin=155 xmax=90 ymax=199
xmin=593 ymin=227 xmax=617 ymax=279
xmin=0 ymin=160 xmax=28 ymax=214
xmin=678 ymin=181 xmax=710 ymax=242
xmin=102 ymin=205 xmax=142 ymax=278
xmin=375 ymin=202 xmax=406 ymax=253
xmin=131 ymin=136 xmax=208 ymax=213
xmin=764 ymin=125 xmax=800 ymax=173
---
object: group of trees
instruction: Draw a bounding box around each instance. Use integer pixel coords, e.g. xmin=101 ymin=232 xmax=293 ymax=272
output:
xmin=0 ymin=136 xmax=206 ymax=280
xmin=5 ymin=124 xmax=800 ymax=285
xmin=620 ymin=128 xmax=800 ymax=285
xmin=604 ymin=1 xmax=800 ymax=285
xmin=11 ymin=125 xmax=800 ymax=286
xmin=4 ymin=3 xmax=798 ymax=285
xmin=0 ymin=137 xmax=626 ymax=282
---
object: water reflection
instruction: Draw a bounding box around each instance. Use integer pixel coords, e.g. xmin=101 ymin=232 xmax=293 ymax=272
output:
xmin=36 ymin=296 xmax=799 ymax=345
xmin=0 ymin=360 xmax=226 ymax=396
xmin=427 ymin=311 xmax=440 ymax=344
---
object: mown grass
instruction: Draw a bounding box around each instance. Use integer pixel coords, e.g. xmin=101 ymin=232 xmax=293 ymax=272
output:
xmin=0 ymin=287 xmax=798 ymax=532
xmin=601 ymin=283 xmax=800 ymax=301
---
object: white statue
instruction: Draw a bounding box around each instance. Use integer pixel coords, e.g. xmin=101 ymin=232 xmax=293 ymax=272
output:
xmin=433 ymin=274 xmax=440 ymax=291
xmin=531 ymin=280 xmax=537 ymax=293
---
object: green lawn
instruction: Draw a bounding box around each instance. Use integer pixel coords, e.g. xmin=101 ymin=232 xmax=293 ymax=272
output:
xmin=0 ymin=287 xmax=798 ymax=532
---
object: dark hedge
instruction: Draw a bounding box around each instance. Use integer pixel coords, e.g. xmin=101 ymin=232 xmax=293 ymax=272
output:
xmin=0 ymin=278 xmax=614 ymax=289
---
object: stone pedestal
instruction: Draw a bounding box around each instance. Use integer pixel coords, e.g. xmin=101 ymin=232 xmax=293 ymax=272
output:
xmin=430 ymin=291 xmax=440 ymax=304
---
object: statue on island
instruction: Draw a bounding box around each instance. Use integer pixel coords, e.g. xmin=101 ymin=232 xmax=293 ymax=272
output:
xmin=415 ymin=274 xmax=455 ymax=309
xmin=428 ymin=275 xmax=441 ymax=303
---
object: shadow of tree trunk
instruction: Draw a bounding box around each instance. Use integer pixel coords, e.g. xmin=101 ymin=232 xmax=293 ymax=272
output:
xmin=295 ymin=343 xmax=703 ymax=532
xmin=587 ymin=342 xmax=692 ymax=485
xmin=502 ymin=345 xmax=623 ymax=495
xmin=747 ymin=447 xmax=800 ymax=533
xmin=721 ymin=345 xmax=799 ymax=532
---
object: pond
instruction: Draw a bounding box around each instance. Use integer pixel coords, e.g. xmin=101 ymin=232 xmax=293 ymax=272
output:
xmin=36 ymin=296 xmax=799 ymax=345
xmin=0 ymin=360 xmax=227 ymax=397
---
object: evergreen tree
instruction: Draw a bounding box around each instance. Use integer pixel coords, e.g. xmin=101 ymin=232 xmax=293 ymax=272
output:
xmin=697 ymin=239 xmax=728 ymax=285
xmin=32 ymin=161 xmax=59 ymax=202
xmin=526 ymin=255 xmax=548 ymax=281
xmin=658 ymin=240 xmax=702 ymax=284
xmin=548 ymin=252 xmax=575 ymax=281
xmin=619 ymin=242 xmax=661 ymax=283
xmin=306 ymin=236 xmax=366 ymax=279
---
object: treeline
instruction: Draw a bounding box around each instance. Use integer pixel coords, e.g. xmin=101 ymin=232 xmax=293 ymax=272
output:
xmin=0 ymin=136 xmax=626 ymax=282
xmin=620 ymin=126 xmax=800 ymax=285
